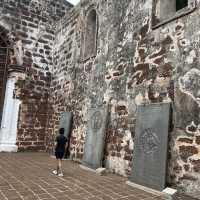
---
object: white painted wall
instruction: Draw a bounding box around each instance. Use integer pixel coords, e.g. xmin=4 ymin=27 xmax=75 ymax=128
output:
xmin=0 ymin=76 xmax=21 ymax=152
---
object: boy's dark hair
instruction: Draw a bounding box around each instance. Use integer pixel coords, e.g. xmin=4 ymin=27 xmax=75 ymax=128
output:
xmin=59 ymin=128 xmax=65 ymax=135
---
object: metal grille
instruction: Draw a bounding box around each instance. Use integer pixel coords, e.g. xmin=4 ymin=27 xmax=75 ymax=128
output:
xmin=0 ymin=47 xmax=9 ymax=124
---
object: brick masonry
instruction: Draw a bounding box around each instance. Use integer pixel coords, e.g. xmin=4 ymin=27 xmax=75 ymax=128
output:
xmin=1 ymin=0 xmax=200 ymax=196
xmin=0 ymin=0 xmax=72 ymax=151
xmin=0 ymin=153 xmax=164 ymax=200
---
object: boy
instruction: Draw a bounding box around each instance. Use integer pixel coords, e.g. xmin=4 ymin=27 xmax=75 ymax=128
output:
xmin=52 ymin=128 xmax=68 ymax=177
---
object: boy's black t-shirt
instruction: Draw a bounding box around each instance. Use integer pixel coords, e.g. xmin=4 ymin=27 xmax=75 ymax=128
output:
xmin=55 ymin=135 xmax=67 ymax=153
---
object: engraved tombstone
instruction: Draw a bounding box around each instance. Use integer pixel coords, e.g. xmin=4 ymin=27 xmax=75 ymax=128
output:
xmin=82 ymin=106 xmax=108 ymax=169
xmin=59 ymin=112 xmax=73 ymax=158
xmin=129 ymin=103 xmax=170 ymax=191
xmin=59 ymin=112 xmax=73 ymax=138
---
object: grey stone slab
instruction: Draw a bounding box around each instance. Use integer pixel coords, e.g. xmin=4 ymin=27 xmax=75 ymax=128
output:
xmin=129 ymin=103 xmax=171 ymax=191
xmin=59 ymin=112 xmax=73 ymax=139
xmin=82 ymin=106 xmax=108 ymax=169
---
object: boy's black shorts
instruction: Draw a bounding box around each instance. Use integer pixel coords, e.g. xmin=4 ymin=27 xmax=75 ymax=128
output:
xmin=55 ymin=151 xmax=65 ymax=159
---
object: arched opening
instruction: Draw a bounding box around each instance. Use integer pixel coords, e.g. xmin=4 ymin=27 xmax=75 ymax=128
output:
xmin=83 ymin=9 xmax=98 ymax=59
xmin=0 ymin=27 xmax=10 ymax=124
xmin=0 ymin=26 xmax=22 ymax=152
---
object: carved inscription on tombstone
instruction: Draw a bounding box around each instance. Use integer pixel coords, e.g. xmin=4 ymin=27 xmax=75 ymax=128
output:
xmin=139 ymin=128 xmax=159 ymax=154
xmin=89 ymin=64 xmax=105 ymax=107
xmin=91 ymin=111 xmax=103 ymax=130
xmin=82 ymin=106 xmax=108 ymax=169
xmin=129 ymin=103 xmax=170 ymax=191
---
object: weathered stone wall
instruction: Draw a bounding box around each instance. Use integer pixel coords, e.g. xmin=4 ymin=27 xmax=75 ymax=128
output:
xmin=51 ymin=0 xmax=137 ymax=174
xmin=0 ymin=0 xmax=73 ymax=151
xmin=150 ymin=0 xmax=200 ymax=194
xmin=46 ymin=6 xmax=82 ymax=154
xmin=1 ymin=0 xmax=199 ymax=195
xmin=50 ymin=0 xmax=200 ymax=195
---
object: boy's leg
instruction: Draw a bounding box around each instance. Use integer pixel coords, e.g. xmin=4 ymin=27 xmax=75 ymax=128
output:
xmin=52 ymin=152 xmax=59 ymax=175
xmin=57 ymin=159 xmax=60 ymax=173
xmin=52 ymin=159 xmax=60 ymax=175
xmin=58 ymin=159 xmax=63 ymax=175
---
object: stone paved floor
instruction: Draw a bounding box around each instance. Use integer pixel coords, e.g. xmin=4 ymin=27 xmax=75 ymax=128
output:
xmin=0 ymin=153 xmax=198 ymax=200
xmin=0 ymin=152 xmax=166 ymax=200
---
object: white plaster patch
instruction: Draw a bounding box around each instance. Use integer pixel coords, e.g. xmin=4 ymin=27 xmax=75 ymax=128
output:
xmin=125 ymin=32 xmax=132 ymax=43
xmin=135 ymin=89 xmax=149 ymax=105
xmin=143 ymin=0 xmax=152 ymax=10
xmin=186 ymin=121 xmax=198 ymax=135
xmin=142 ymin=17 xmax=149 ymax=27
xmin=186 ymin=50 xmax=196 ymax=64
xmin=117 ymin=47 xmax=122 ymax=52
xmin=135 ymin=93 xmax=144 ymax=105
xmin=121 ymin=130 xmax=134 ymax=150
xmin=106 ymin=156 xmax=130 ymax=176
xmin=179 ymin=68 xmax=200 ymax=106
xmin=189 ymin=154 xmax=200 ymax=161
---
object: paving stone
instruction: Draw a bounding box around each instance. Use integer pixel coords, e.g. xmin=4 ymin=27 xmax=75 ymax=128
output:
xmin=0 ymin=152 xmax=189 ymax=200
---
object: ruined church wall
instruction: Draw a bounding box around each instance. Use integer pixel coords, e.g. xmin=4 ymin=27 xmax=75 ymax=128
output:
xmin=46 ymin=7 xmax=82 ymax=153
xmin=51 ymin=0 xmax=140 ymax=175
xmin=139 ymin=0 xmax=200 ymax=194
xmin=51 ymin=0 xmax=200 ymax=194
xmin=0 ymin=0 xmax=72 ymax=151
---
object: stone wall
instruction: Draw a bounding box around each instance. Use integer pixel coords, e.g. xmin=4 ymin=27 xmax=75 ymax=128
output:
xmin=1 ymin=0 xmax=200 ymax=195
xmin=0 ymin=0 xmax=73 ymax=151
xmin=50 ymin=0 xmax=200 ymax=195
xmin=46 ymin=6 xmax=81 ymax=154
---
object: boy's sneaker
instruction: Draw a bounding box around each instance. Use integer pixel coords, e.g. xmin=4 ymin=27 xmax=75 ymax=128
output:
xmin=58 ymin=173 xmax=63 ymax=177
xmin=52 ymin=170 xmax=57 ymax=175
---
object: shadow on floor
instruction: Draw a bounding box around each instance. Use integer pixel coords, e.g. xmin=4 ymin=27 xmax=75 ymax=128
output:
xmin=172 ymin=193 xmax=199 ymax=200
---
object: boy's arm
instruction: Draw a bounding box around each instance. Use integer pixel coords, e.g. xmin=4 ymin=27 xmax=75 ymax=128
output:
xmin=54 ymin=136 xmax=58 ymax=148
xmin=65 ymin=138 xmax=68 ymax=150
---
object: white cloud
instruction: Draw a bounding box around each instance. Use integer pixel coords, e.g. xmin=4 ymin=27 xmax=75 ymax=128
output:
xmin=67 ymin=0 xmax=80 ymax=5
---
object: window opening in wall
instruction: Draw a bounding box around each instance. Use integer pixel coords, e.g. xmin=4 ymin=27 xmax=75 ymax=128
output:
xmin=152 ymin=0 xmax=196 ymax=29
xmin=176 ymin=0 xmax=188 ymax=11
xmin=83 ymin=9 xmax=98 ymax=60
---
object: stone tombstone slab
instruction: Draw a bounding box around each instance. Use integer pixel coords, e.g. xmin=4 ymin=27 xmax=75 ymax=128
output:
xmin=129 ymin=103 xmax=171 ymax=191
xmin=59 ymin=112 xmax=73 ymax=139
xmin=82 ymin=106 xmax=108 ymax=169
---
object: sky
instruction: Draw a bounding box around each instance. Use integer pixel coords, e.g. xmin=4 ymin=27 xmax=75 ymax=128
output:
xmin=67 ymin=0 xmax=80 ymax=5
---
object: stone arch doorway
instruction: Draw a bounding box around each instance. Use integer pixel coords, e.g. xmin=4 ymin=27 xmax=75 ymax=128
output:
xmin=0 ymin=26 xmax=10 ymax=125
xmin=0 ymin=25 xmax=24 ymax=152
